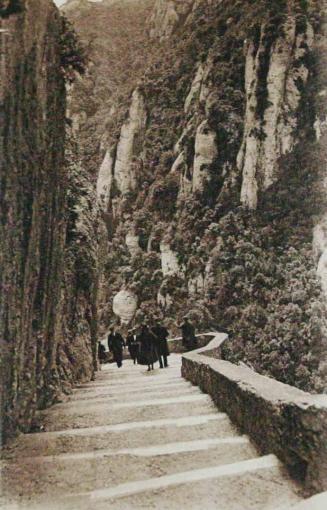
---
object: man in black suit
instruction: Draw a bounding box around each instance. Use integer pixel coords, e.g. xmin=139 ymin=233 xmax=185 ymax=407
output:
xmin=152 ymin=318 xmax=170 ymax=368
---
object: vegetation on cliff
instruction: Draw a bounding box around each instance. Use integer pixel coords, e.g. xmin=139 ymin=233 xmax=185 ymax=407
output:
xmin=82 ymin=0 xmax=325 ymax=392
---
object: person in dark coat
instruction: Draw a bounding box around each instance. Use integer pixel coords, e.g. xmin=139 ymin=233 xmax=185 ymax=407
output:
xmin=179 ymin=316 xmax=197 ymax=351
xmin=126 ymin=329 xmax=139 ymax=364
xmin=108 ymin=328 xmax=125 ymax=368
xmin=107 ymin=328 xmax=115 ymax=352
xmin=138 ymin=323 xmax=157 ymax=371
xmin=98 ymin=341 xmax=106 ymax=368
xmin=152 ymin=319 xmax=170 ymax=368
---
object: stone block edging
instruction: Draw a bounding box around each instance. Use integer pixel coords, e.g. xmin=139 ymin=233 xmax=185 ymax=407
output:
xmin=167 ymin=332 xmax=216 ymax=353
xmin=181 ymin=333 xmax=327 ymax=494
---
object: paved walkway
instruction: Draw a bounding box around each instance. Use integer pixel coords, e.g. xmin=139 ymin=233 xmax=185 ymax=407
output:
xmin=2 ymin=355 xmax=303 ymax=509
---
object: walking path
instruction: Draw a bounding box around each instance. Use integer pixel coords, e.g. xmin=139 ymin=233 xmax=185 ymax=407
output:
xmin=1 ymin=354 xmax=304 ymax=509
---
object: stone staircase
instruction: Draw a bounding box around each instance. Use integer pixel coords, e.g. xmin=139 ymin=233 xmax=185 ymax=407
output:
xmin=2 ymin=354 xmax=304 ymax=510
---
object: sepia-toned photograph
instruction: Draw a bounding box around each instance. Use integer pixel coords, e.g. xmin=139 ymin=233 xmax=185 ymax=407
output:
xmin=1 ymin=0 xmax=327 ymax=508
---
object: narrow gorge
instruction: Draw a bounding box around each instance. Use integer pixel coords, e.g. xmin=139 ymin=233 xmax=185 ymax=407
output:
xmin=1 ymin=0 xmax=327 ymax=443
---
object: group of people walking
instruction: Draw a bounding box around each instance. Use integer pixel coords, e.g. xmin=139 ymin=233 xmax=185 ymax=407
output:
xmin=105 ymin=318 xmax=170 ymax=371
xmin=98 ymin=316 xmax=197 ymax=372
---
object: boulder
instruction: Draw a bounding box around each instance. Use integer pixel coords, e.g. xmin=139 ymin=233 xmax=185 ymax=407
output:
xmin=113 ymin=290 xmax=138 ymax=324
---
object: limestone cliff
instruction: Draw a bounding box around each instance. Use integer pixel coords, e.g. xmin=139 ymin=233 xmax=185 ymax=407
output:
xmin=0 ymin=0 xmax=98 ymax=439
xmin=94 ymin=0 xmax=327 ymax=392
xmin=148 ymin=0 xmax=194 ymax=40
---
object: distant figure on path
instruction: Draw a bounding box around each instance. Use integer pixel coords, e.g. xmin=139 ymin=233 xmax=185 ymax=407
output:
xmin=179 ymin=316 xmax=197 ymax=351
xmin=152 ymin=318 xmax=170 ymax=368
xmin=107 ymin=327 xmax=115 ymax=352
xmin=98 ymin=341 xmax=106 ymax=368
xmin=138 ymin=323 xmax=158 ymax=371
xmin=126 ymin=329 xmax=139 ymax=364
xmin=108 ymin=328 xmax=125 ymax=368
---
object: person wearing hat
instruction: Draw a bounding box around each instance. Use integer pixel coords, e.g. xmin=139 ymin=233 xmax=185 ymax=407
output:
xmin=126 ymin=328 xmax=139 ymax=365
xmin=178 ymin=316 xmax=197 ymax=351
xmin=138 ymin=322 xmax=158 ymax=371
xmin=98 ymin=341 xmax=106 ymax=368
xmin=108 ymin=327 xmax=125 ymax=368
xmin=151 ymin=317 xmax=170 ymax=368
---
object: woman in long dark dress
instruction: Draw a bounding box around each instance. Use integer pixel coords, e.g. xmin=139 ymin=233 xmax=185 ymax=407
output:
xmin=138 ymin=324 xmax=157 ymax=371
xmin=110 ymin=330 xmax=125 ymax=368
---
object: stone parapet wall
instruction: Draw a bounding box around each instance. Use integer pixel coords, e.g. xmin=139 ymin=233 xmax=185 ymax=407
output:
xmin=168 ymin=332 xmax=216 ymax=353
xmin=182 ymin=334 xmax=327 ymax=495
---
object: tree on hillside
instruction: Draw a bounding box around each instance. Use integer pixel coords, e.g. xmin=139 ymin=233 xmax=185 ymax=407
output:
xmin=60 ymin=15 xmax=86 ymax=83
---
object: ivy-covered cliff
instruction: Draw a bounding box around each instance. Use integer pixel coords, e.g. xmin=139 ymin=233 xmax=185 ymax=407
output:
xmin=0 ymin=0 xmax=98 ymax=439
xmin=79 ymin=0 xmax=327 ymax=393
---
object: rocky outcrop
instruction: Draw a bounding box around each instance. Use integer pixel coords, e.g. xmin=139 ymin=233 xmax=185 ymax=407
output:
xmin=192 ymin=120 xmax=218 ymax=192
xmin=160 ymin=243 xmax=181 ymax=275
xmin=114 ymin=88 xmax=147 ymax=195
xmin=97 ymin=148 xmax=114 ymax=211
xmin=149 ymin=0 xmax=194 ymax=40
xmin=96 ymin=88 xmax=147 ymax=221
xmin=126 ymin=233 xmax=141 ymax=256
xmin=312 ymin=4 xmax=327 ymax=298
xmin=238 ymin=17 xmax=314 ymax=209
xmin=0 ymin=0 xmax=97 ymax=439
xmin=184 ymin=62 xmax=204 ymax=113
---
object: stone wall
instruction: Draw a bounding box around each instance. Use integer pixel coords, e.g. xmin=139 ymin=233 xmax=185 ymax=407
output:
xmin=168 ymin=332 xmax=216 ymax=353
xmin=182 ymin=335 xmax=327 ymax=494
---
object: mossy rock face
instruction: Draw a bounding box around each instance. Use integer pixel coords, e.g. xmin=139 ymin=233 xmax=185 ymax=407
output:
xmin=0 ymin=0 xmax=98 ymax=440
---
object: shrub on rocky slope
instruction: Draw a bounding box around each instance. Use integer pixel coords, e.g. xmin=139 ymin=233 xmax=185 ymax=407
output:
xmin=70 ymin=0 xmax=327 ymax=392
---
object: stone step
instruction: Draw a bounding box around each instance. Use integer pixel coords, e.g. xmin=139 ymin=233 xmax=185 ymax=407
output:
xmin=2 ymin=437 xmax=259 ymax=499
xmin=41 ymin=395 xmax=217 ymax=431
xmin=6 ymin=414 xmax=237 ymax=457
xmin=93 ymin=460 xmax=301 ymax=510
xmin=79 ymin=373 xmax=182 ymax=389
xmin=71 ymin=380 xmax=193 ymax=400
xmin=77 ymin=454 xmax=295 ymax=498
xmin=33 ymin=436 xmax=253 ymax=461
xmin=56 ymin=386 xmax=201 ymax=409
xmin=1 ymin=353 xmax=305 ymax=510
xmin=8 ymin=455 xmax=302 ymax=510
xmin=99 ymin=358 xmax=181 ymax=373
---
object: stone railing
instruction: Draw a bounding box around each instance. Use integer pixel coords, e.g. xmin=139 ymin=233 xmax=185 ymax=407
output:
xmin=181 ymin=332 xmax=327 ymax=495
xmin=168 ymin=332 xmax=217 ymax=353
